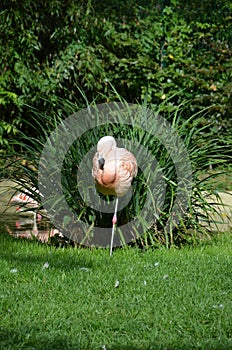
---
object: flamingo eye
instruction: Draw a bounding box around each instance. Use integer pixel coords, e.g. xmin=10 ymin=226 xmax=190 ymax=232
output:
xmin=98 ymin=157 xmax=105 ymax=170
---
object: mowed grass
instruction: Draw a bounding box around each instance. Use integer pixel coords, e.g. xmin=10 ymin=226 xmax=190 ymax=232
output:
xmin=0 ymin=232 xmax=231 ymax=350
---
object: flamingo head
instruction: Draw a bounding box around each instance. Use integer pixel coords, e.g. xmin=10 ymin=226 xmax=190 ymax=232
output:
xmin=97 ymin=136 xmax=116 ymax=155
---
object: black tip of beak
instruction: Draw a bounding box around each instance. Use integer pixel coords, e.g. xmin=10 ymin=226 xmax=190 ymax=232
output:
xmin=98 ymin=157 xmax=105 ymax=170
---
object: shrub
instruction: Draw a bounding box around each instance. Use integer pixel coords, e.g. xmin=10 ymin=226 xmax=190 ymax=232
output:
xmin=0 ymin=0 xmax=231 ymax=151
xmin=1 ymin=95 xmax=231 ymax=248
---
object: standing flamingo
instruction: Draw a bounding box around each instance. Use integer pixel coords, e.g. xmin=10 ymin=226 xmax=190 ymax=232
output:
xmin=92 ymin=136 xmax=137 ymax=255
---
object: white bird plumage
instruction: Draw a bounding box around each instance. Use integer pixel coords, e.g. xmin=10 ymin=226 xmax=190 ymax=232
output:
xmin=10 ymin=191 xmax=39 ymax=232
xmin=92 ymin=136 xmax=137 ymax=255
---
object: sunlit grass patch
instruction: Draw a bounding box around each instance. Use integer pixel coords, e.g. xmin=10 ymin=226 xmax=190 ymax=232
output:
xmin=0 ymin=231 xmax=231 ymax=349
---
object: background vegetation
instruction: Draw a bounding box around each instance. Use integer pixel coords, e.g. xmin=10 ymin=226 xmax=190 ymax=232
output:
xmin=0 ymin=0 xmax=231 ymax=148
xmin=0 ymin=0 xmax=231 ymax=246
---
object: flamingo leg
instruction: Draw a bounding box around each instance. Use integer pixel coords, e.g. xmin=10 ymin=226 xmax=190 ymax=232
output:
xmin=32 ymin=212 xmax=38 ymax=235
xmin=110 ymin=197 xmax=119 ymax=256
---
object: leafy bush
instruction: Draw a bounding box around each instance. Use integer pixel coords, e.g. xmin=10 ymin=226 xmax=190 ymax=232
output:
xmin=0 ymin=0 xmax=231 ymax=150
xmin=1 ymin=95 xmax=231 ymax=248
xmin=0 ymin=1 xmax=231 ymax=247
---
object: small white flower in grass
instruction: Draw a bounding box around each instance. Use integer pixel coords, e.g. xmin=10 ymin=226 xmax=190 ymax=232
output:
xmin=144 ymin=280 xmax=147 ymax=286
xmin=102 ymin=345 xmax=107 ymax=350
xmin=42 ymin=262 xmax=49 ymax=269
xmin=10 ymin=268 xmax=18 ymax=273
xmin=115 ymin=280 xmax=119 ymax=288
xmin=154 ymin=262 xmax=159 ymax=267
xmin=163 ymin=274 xmax=169 ymax=280
xmin=79 ymin=267 xmax=90 ymax=271
xmin=213 ymin=304 xmax=224 ymax=309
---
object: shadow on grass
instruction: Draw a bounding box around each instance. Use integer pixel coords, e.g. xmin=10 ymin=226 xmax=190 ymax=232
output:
xmin=0 ymin=329 xmax=74 ymax=350
xmin=0 ymin=231 xmax=94 ymax=272
xmin=0 ymin=328 xmax=156 ymax=350
xmin=0 ymin=327 xmax=231 ymax=350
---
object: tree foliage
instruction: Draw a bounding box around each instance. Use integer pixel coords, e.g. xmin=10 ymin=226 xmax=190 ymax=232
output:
xmin=0 ymin=0 xmax=231 ymax=147
xmin=0 ymin=0 xmax=231 ymax=246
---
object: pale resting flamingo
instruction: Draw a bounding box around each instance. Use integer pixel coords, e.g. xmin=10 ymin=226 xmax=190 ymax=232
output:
xmin=10 ymin=190 xmax=41 ymax=233
xmin=92 ymin=136 xmax=137 ymax=255
xmin=9 ymin=189 xmax=64 ymax=242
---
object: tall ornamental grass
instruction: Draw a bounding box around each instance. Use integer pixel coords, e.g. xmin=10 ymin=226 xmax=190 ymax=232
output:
xmin=1 ymin=94 xmax=231 ymax=248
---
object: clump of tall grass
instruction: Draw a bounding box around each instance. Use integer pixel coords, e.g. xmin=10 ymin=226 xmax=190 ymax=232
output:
xmin=1 ymin=93 xmax=231 ymax=248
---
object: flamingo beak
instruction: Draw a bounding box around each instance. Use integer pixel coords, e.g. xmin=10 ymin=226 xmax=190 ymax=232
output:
xmin=98 ymin=157 xmax=105 ymax=170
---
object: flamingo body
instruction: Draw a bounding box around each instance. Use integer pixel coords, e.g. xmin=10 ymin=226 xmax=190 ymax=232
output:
xmin=92 ymin=136 xmax=137 ymax=255
xmin=92 ymin=136 xmax=137 ymax=197
xmin=10 ymin=190 xmax=41 ymax=233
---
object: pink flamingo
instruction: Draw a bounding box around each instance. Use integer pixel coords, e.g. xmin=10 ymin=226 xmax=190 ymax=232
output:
xmin=92 ymin=136 xmax=137 ymax=255
xmin=10 ymin=190 xmax=42 ymax=233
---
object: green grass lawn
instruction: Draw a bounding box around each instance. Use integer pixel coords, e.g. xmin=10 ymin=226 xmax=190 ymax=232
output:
xmin=0 ymin=231 xmax=231 ymax=350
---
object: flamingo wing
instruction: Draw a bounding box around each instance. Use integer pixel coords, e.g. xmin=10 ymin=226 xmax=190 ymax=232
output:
xmin=92 ymin=142 xmax=137 ymax=197
xmin=114 ymin=148 xmax=137 ymax=197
